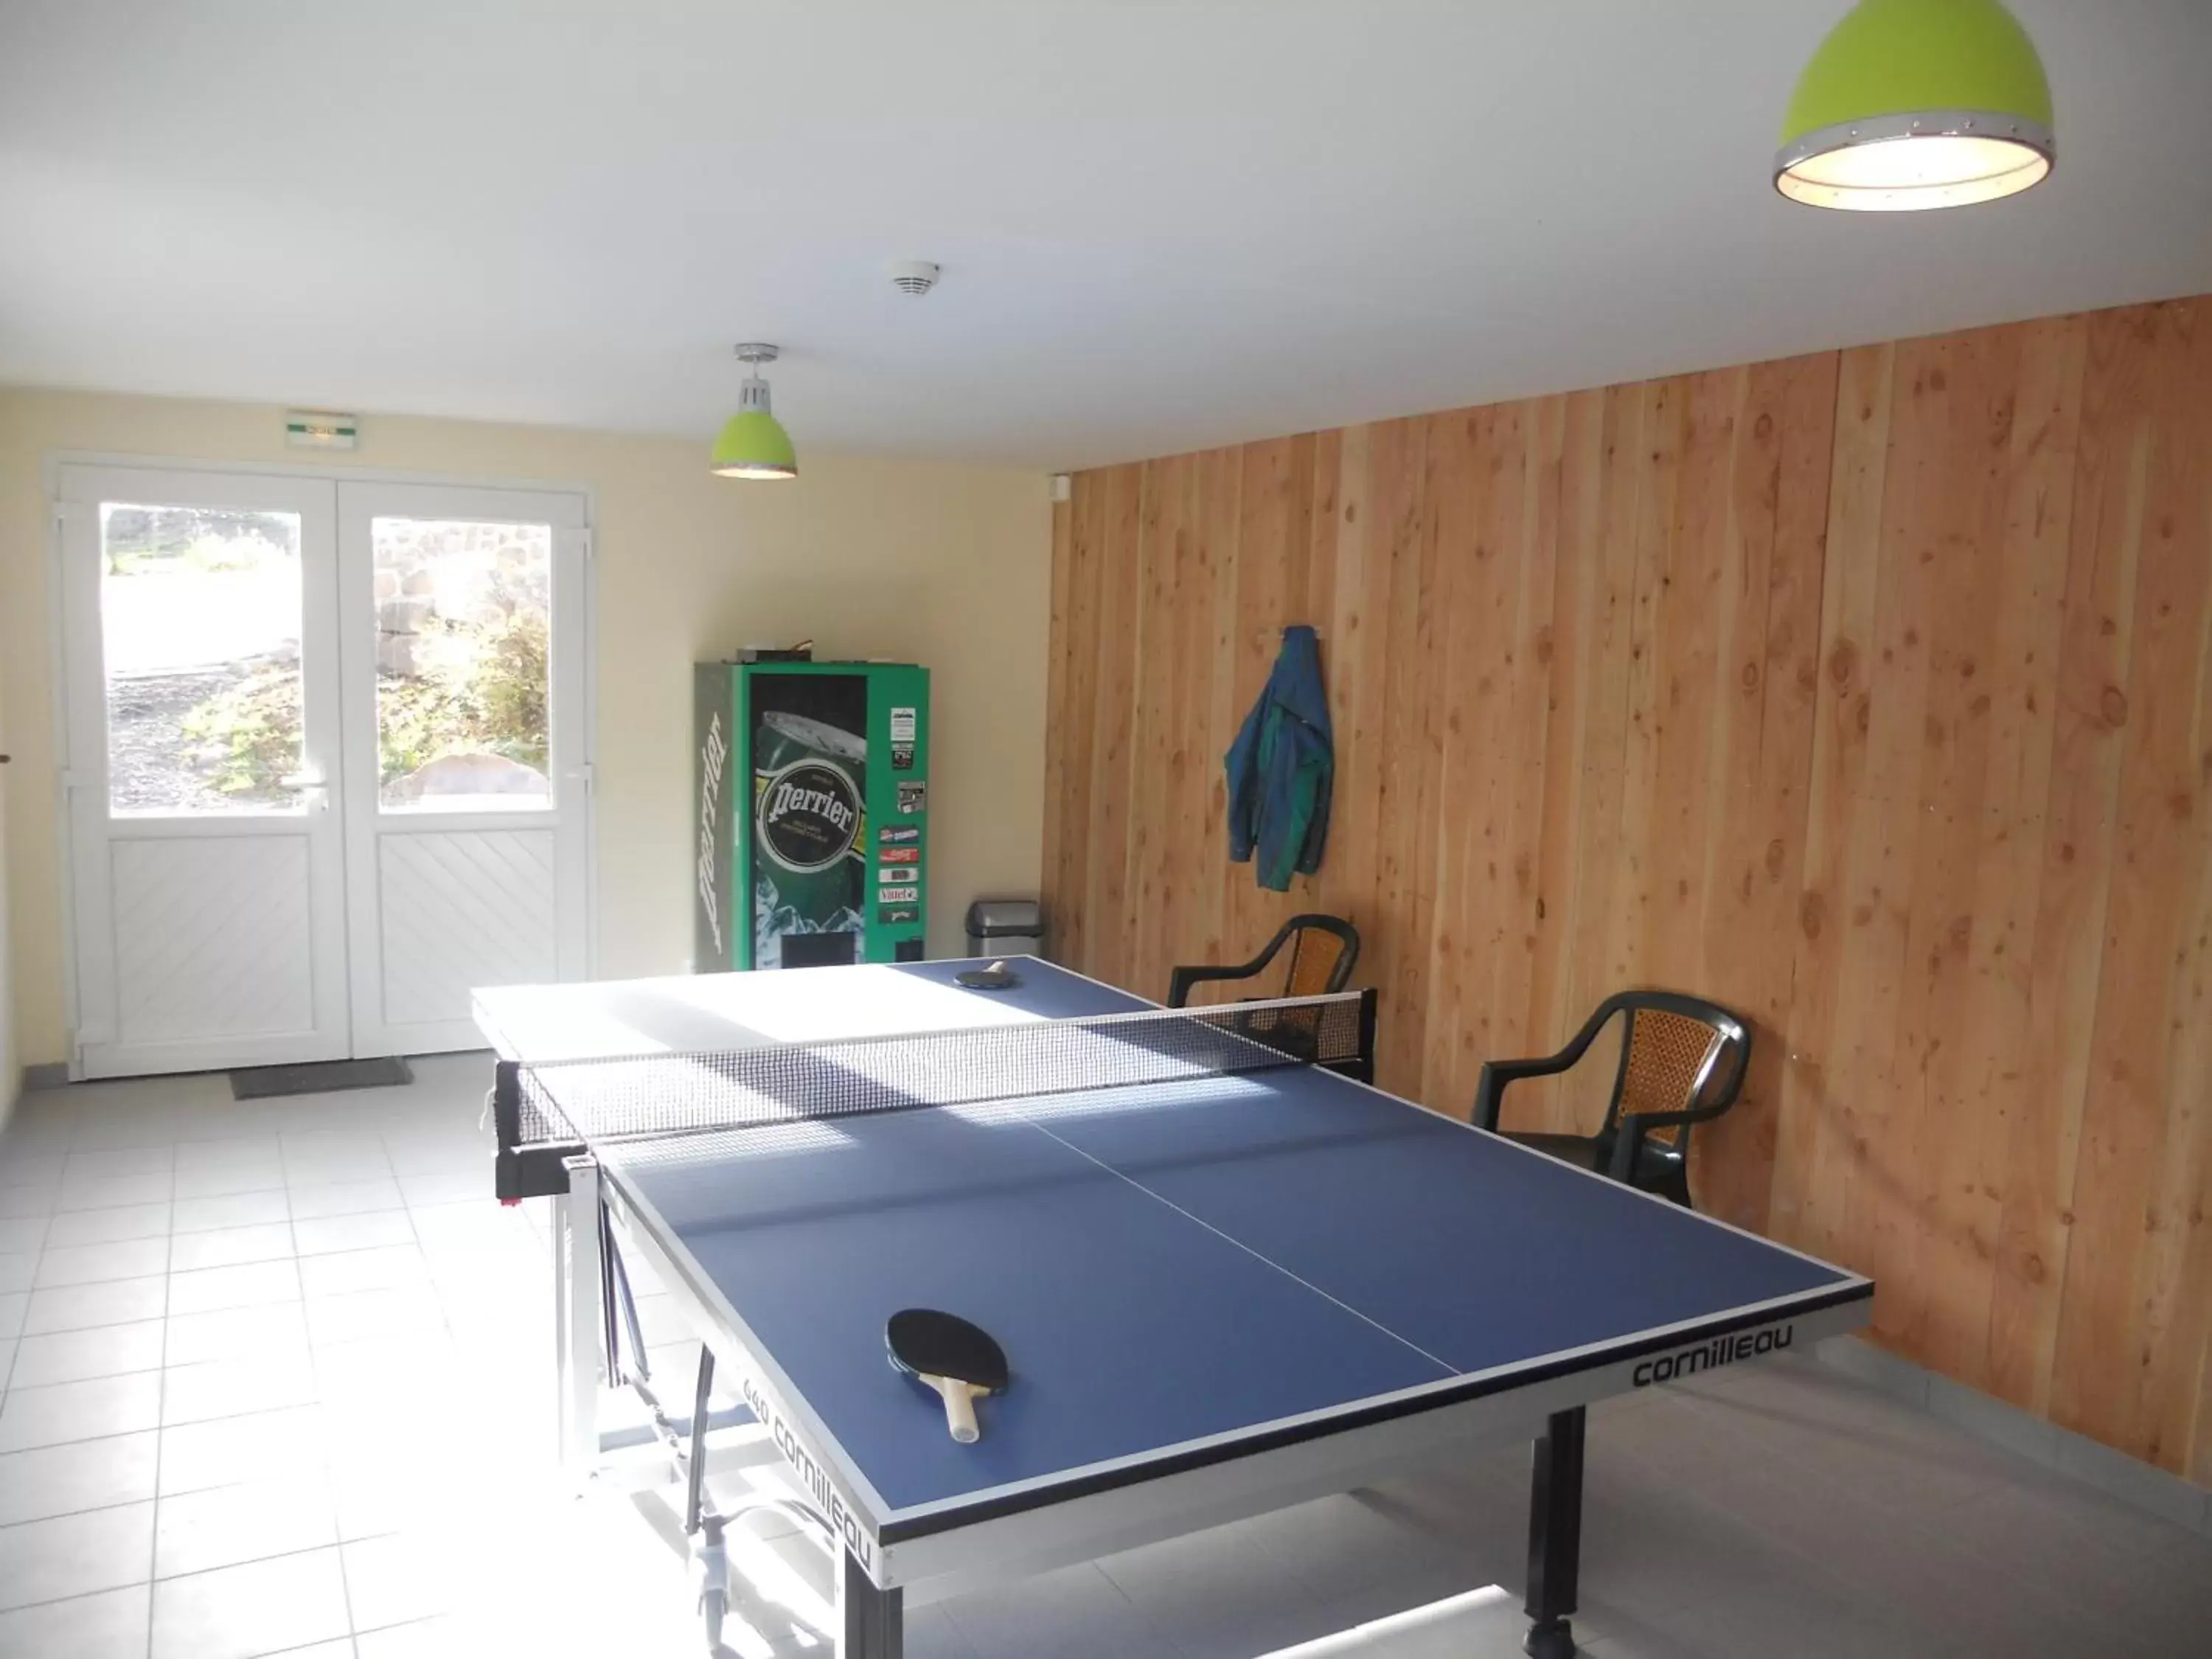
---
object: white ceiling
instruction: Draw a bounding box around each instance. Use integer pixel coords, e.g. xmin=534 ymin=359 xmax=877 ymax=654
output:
xmin=2 ymin=1 xmax=2208 ymax=471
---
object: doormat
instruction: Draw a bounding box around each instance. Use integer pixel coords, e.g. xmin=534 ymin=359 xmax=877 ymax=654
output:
xmin=231 ymin=1056 xmax=414 ymax=1101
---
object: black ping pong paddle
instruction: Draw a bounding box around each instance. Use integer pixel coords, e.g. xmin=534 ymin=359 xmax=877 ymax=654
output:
xmin=887 ymin=1308 xmax=1007 ymax=1444
xmin=955 ymin=960 xmax=1020 ymax=990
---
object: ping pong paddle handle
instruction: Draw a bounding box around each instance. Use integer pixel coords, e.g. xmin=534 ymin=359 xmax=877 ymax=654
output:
xmin=925 ymin=1374 xmax=981 ymax=1443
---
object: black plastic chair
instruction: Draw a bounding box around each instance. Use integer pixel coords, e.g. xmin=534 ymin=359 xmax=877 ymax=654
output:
xmin=1471 ymin=991 xmax=1750 ymax=1208
xmin=1166 ymin=915 xmax=1360 ymax=1009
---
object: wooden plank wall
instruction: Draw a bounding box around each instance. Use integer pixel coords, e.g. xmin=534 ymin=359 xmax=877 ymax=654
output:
xmin=1040 ymin=296 xmax=2212 ymax=1481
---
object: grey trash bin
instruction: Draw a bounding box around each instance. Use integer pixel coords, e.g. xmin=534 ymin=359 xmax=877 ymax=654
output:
xmin=965 ymin=898 xmax=1045 ymax=959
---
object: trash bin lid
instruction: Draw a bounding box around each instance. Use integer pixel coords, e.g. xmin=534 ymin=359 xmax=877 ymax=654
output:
xmin=965 ymin=898 xmax=1042 ymax=934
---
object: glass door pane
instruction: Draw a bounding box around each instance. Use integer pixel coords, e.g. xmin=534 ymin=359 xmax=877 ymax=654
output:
xmin=370 ymin=516 xmax=552 ymax=812
xmin=100 ymin=502 xmax=305 ymax=815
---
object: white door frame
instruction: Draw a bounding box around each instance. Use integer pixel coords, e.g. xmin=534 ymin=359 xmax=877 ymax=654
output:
xmin=53 ymin=464 xmax=352 ymax=1077
xmin=45 ymin=452 xmax=597 ymax=1077
xmin=335 ymin=479 xmax=593 ymax=1056
xmin=1 ymin=720 xmax=15 ymax=1103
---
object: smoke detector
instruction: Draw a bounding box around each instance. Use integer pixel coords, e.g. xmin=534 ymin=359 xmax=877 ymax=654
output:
xmin=890 ymin=260 xmax=942 ymax=296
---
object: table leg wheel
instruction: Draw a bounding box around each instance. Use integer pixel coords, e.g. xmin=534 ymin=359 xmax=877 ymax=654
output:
xmin=700 ymin=1585 xmax=727 ymax=1654
xmin=694 ymin=1522 xmax=730 ymax=1655
xmin=1525 ymin=1617 xmax=1576 ymax=1658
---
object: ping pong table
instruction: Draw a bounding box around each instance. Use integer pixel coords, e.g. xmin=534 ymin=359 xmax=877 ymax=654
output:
xmin=476 ymin=956 xmax=1871 ymax=1659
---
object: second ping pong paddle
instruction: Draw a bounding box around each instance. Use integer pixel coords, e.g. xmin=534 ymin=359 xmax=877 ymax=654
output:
xmin=887 ymin=1308 xmax=1007 ymax=1444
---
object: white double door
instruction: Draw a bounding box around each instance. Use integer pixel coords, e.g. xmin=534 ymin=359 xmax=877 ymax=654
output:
xmin=58 ymin=465 xmax=591 ymax=1078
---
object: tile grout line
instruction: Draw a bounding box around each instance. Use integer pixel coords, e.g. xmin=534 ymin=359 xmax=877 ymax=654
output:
xmin=150 ymin=1238 xmax=169 ymax=1652
xmin=0 ymin=1211 xmax=39 ymax=1394
xmin=0 ymin=1533 xmax=366 ymax=1620
xmin=147 ymin=1241 xmax=166 ymax=1659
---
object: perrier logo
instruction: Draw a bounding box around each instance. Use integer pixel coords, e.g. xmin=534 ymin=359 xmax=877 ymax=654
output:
xmin=758 ymin=760 xmax=861 ymax=873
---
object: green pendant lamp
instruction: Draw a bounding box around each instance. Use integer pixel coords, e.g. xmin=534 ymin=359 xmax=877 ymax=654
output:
xmin=711 ymin=343 xmax=798 ymax=480
xmin=1775 ymin=0 xmax=2054 ymax=211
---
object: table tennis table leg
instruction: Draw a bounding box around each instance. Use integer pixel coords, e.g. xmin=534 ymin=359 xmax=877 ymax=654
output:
xmin=554 ymin=1155 xmax=605 ymax=1484
xmin=836 ymin=1548 xmax=902 ymax=1659
xmin=1523 ymin=1405 xmax=1585 ymax=1658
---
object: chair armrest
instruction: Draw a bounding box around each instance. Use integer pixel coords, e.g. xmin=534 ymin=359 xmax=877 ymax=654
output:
xmin=1470 ymin=1000 xmax=1631 ymax=1131
xmin=1602 ymin=1099 xmax=1739 ymax=1180
xmin=1166 ymin=925 xmax=1294 ymax=1006
xmin=1166 ymin=963 xmax=1265 ymax=1008
xmin=1472 ymin=1055 xmax=1581 ymax=1131
xmin=1621 ymin=1099 xmax=1736 ymax=1133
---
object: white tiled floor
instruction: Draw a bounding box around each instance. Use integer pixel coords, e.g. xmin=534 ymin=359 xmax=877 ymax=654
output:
xmin=0 ymin=1056 xmax=2206 ymax=1659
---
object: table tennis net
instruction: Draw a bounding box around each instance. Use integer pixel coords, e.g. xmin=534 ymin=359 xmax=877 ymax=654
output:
xmin=509 ymin=992 xmax=1370 ymax=1147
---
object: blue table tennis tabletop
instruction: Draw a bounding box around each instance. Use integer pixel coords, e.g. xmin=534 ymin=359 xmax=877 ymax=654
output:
xmin=479 ymin=957 xmax=1870 ymax=1542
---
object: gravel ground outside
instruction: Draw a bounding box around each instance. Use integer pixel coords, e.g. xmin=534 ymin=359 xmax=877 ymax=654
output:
xmin=105 ymin=658 xmax=295 ymax=814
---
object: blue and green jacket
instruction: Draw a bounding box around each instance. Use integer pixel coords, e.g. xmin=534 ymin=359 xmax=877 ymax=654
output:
xmin=1224 ymin=625 xmax=1333 ymax=891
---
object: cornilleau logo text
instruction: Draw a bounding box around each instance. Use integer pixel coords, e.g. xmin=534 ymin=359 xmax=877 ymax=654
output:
xmin=737 ymin=1372 xmax=874 ymax=1571
xmin=1632 ymin=1324 xmax=1793 ymax=1387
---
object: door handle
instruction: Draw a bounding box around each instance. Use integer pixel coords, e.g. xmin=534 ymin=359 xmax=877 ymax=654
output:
xmin=279 ymin=773 xmax=330 ymax=810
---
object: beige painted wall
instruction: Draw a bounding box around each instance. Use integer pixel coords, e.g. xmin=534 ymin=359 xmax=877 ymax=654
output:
xmin=0 ymin=387 xmax=1052 ymax=1075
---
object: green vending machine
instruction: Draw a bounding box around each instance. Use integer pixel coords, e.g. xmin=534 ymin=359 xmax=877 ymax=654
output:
xmin=694 ymin=659 xmax=931 ymax=970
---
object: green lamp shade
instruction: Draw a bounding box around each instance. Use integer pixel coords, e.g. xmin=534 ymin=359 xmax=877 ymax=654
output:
xmin=1776 ymin=0 xmax=2054 ymax=211
xmin=710 ymin=408 xmax=797 ymax=480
